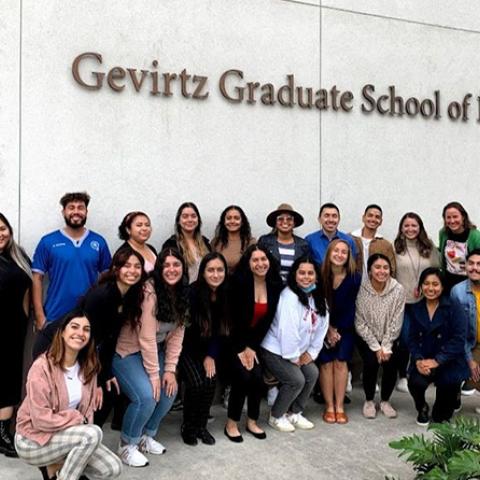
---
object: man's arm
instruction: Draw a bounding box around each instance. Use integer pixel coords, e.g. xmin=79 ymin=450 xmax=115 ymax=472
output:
xmin=32 ymin=272 xmax=46 ymax=329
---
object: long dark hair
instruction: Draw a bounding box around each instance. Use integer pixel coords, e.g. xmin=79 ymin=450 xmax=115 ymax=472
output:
xmin=442 ymin=201 xmax=476 ymax=232
xmin=0 ymin=212 xmax=31 ymax=278
xmin=287 ymin=256 xmax=326 ymax=316
xmin=211 ymin=205 xmax=253 ymax=252
xmin=98 ymin=246 xmax=146 ymax=329
xmin=193 ymin=252 xmax=231 ymax=337
xmin=394 ymin=212 xmax=435 ymax=258
xmin=150 ymin=248 xmax=190 ymax=326
xmin=48 ymin=308 xmax=100 ymax=384
xmin=234 ymin=244 xmax=282 ymax=287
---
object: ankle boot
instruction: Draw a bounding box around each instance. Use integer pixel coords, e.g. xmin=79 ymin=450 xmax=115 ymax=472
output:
xmin=0 ymin=419 xmax=18 ymax=457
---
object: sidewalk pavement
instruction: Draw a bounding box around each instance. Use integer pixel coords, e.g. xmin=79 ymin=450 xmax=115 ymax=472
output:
xmin=2 ymin=386 xmax=479 ymax=480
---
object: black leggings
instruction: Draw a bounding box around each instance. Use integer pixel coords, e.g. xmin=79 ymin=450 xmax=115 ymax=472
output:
xmin=357 ymin=337 xmax=399 ymax=402
xmin=227 ymin=354 xmax=265 ymax=422
xmin=408 ymin=370 xmax=460 ymax=423
xmin=180 ymin=352 xmax=216 ymax=433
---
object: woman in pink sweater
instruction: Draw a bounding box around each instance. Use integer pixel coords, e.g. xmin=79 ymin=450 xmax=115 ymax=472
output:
xmin=15 ymin=309 xmax=122 ymax=480
xmin=112 ymin=248 xmax=187 ymax=468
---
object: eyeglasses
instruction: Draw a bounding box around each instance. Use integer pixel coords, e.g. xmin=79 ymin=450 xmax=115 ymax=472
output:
xmin=277 ymin=215 xmax=294 ymax=223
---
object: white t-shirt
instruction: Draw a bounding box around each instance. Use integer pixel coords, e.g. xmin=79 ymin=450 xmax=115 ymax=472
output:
xmin=64 ymin=362 xmax=82 ymax=409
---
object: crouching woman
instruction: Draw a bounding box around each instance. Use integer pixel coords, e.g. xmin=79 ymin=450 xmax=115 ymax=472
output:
xmin=15 ymin=310 xmax=122 ymax=480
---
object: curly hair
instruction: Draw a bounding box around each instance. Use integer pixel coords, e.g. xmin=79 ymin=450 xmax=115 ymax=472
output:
xmin=98 ymin=246 xmax=146 ymax=329
xmin=287 ymin=256 xmax=327 ymax=316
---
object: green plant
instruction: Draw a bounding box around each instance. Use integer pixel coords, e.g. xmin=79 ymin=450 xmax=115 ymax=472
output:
xmin=389 ymin=416 xmax=480 ymax=479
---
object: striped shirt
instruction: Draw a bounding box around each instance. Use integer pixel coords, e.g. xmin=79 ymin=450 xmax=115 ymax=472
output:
xmin=278 ymin=241 xmax=295 ymax=283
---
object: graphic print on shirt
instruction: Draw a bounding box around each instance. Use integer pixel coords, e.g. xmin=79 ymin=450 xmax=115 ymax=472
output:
xmin=445 ymin=239 xmax=467 ymax=275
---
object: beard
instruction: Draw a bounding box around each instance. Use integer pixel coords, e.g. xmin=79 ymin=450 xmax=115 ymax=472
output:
xmin=64 ymin=214 xmax=87 ymax=229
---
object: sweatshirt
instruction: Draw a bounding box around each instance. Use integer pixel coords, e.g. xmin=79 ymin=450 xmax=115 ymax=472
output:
xmin=355 ymin=277 xmax=406 ymax=353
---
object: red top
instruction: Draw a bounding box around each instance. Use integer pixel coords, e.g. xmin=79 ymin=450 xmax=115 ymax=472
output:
xmin=251 ymin=302 xmax=268 ymax=327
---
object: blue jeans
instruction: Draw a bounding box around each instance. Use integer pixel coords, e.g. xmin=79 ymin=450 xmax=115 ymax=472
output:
xmin=112 ymin=348 xmax=176 ymax=445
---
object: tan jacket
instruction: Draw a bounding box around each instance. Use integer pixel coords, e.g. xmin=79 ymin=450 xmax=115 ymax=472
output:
xmin=351 ymin=229 xmax=397 ymax=277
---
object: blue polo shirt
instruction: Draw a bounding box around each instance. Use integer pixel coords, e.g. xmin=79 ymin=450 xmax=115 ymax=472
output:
xmin=305 ymin=229 xmax=357 ymax=266
xmin=32 ymin=229 xmax=111 ymax=322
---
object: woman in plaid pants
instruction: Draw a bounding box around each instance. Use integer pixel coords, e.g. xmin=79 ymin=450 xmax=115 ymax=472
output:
xmin=15 ymin=309 xmax=122 ymax=480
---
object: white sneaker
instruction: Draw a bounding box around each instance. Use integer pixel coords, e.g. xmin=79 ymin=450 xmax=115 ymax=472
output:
xmin=118 ymin=443 xmax=149 ymax=467
xmin=286 ymin=412 xmax=314 ymax=430
xmin=267 ymin=387 xmax=279 ymax=407
xmin=268 ymin=414 xmax=295 ymax=432
xmin=461 ymin=387 xmax=476 ymax=396
xmin=346 ymin=372 xmax=353 ymax=393
xmin=139 ymin=435 xmax=166 ymax=455
xmin=396 ymin=377 xmax=409 ymax=393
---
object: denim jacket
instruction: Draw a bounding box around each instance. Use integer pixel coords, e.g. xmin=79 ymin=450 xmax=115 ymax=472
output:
xmin=450 ymin=279 xmax=478 ymax=360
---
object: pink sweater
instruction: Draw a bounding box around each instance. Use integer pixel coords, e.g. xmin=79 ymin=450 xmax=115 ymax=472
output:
xmin=16 ymin=354 xmax=96 ymax=446
xmin=115 ymin=281 xmax=185 ymax=379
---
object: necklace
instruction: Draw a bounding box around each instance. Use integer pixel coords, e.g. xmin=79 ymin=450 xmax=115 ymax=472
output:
xmin=405 ymin=243 xmax=421 ymax=298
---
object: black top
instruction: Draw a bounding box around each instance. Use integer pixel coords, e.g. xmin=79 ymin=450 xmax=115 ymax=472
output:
xmin=115 ymin=241 xmax=158 ymax=257
xmin=229 ymin=274 xmax=283 ymax=353
xmin=33 ymin=281 xmax=129 ymax=383
xmin=181 ymin=281 xmax=226 ymax=361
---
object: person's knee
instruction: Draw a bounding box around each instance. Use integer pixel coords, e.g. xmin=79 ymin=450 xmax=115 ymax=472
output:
xmin=110 ymin=456 xmax=123 ymax=478
xmin=333 ymin=360 xmax=347 ymax=372
xmin=84 ymin=424 xmax=103 ymax=447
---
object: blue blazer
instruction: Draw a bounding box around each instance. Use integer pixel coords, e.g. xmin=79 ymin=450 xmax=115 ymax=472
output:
xmin=408 ymin=296 xmax=470 ymax=386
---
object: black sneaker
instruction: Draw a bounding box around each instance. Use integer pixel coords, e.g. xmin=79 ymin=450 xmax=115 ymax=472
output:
xmin=416 ymin=404 xmax=429 ymax=426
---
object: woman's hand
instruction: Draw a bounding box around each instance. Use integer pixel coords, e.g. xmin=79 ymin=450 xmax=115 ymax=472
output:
xmin=416 ymin=359 xmax=431 ymax=375
xmin=94 ymin=387 xmax=103 ymax=411
xmin=469 ymin=359 xmax=480 ymax=383
xmin=299 ymin=352 xmax=313 ymax=365
xmin=326 ymin=327 xmax=340 ymax=347
xmin=150 ymin=376 xmax=161 ymax=402
xmin=106 ymin=377 xmax=120 ymax=395
xmin=375 ymin=349 xmax=383 ymax=364
xmin=162 ymin=372 xmax=178 ymax=398
xmin=204 ymin=356 xmax=216 ymax=379
xmin=238 ymin=348 xmax=257 ymax=371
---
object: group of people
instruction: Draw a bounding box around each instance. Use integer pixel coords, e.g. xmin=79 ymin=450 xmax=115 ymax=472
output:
xmin=1 ymin=192 xmax=479 ymax=480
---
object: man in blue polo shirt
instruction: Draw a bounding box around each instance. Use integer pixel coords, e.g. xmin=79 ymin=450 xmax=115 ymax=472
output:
xmin=32 ymin=192 xmax=111 ymax=329
xmin=306 ymin=202 xmax=357 ymax=265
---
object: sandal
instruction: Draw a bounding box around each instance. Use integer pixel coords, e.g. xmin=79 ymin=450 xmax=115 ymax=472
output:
xmin=335 ymin=412 xmax=348 ymax=424
xmin=322 ymin=411 xmax=336 ymax=424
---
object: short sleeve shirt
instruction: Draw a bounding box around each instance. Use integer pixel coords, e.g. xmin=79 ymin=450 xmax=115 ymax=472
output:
xmin=32 ymin=229 xmax=111 ymax=322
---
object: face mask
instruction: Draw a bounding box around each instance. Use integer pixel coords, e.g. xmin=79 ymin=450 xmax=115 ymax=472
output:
xmin=301 ymin=284 xmax=316 ymax=294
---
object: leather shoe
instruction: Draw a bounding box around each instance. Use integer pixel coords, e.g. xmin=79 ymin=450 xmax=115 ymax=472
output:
xmin=322 ymin=411 xmax=336 ymax=424
xmin=197 ymin=428 xmax=215 ymax=445
xmin=181 ymin=425 xmax=198 ymax=446
xmin=224 ymin=427 xmax=243 ymax=443
xmin=246 ymin=427 xmax=266 ymax=440
xmin=335 ymin=412 xmax=348 ymax=424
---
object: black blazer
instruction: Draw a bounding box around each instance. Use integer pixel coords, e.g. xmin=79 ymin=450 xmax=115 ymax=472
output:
xmin=229 ymin=273 xmax=283 ymax=353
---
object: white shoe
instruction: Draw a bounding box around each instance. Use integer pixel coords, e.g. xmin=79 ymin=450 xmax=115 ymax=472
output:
xmin=346 ymin=372 xmax=353 ymax=393
xmin=118 ymin=443 xmax=149 ymax=467
xmin=139 ymin=435 xmax=166 ymax=455
xmin=380 ymin=401 xmax=398 ymax=419
xmin=267 ymin=387 xmax=279 ymax=407
xmin=286 ymin=412 xmax=314 ymax=430
xmin=475 ymin=407 xmax=480 ymax=415
xmin=268 ymin=414 xmax=295 ymax=432
xmin=461 ymin=387 xmax=476 ymax=396
xmin=396 ymin=377 xmax=409 ymax=393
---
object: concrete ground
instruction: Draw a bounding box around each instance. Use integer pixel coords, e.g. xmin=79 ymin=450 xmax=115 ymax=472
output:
xmin=2 ymin=386 xmax=479 ymax=480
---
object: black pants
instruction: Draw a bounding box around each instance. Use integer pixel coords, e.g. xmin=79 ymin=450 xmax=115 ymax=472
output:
xmin=357 ymin=337 xmax=399 ymax=402
xmin=180 ymin=352 xmax=216 ymax=434
xmin=408 ymin=370 xmax=460 ymax=423
xmin=227 ymin=354 xmax=265 ymax=422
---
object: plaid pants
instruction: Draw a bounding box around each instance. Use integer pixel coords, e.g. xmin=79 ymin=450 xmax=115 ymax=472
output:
xmin=15 ymin=424 xmax=122 ymax=480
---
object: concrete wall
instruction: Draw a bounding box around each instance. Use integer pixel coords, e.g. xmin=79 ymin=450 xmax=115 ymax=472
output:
xmin=4 ymin=0 xmax=480 ymax=255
